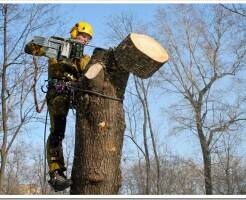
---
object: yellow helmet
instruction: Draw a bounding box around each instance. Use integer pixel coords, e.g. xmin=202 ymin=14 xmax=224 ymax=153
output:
xmin=70 ymin=21 xmax=93 ymax=39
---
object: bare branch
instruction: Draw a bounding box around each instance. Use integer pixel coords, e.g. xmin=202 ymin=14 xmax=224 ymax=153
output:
xmin=220 ymin=4 xmax=246 ymax=17
xmin=124 ymin=135 xmax=146 ymax=157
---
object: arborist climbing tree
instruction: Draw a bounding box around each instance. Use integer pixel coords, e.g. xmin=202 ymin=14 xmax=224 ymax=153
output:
xmin=25 ymin=21 xmax=94 ymax=192
xmin=25 ymin=21 xmax=169 ymax=194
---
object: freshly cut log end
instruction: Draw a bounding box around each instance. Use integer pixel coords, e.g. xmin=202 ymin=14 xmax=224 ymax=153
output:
xmin=84 ymin=63 xmax=105 ymax=92
xmin=114 ymin=32 xmax=169 ymax=79
xmin=131 ymin=33 xmax=168 ymax=63
xmin=85 ymin=63 xmax=103 ymax=79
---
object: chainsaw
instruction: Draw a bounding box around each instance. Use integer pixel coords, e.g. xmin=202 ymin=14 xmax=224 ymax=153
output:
xmin=28 ymin=36 xmax=85 ymax=60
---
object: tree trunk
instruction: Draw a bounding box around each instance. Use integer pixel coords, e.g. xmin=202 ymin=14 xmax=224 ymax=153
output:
xmin=201 ymin=143 xmax=212 ymax=195
xmin=145 ymin=90 xmax=161 ymax=194
xmin=195 ymin=110 xmax=213 ymax=195
xmin=70 ymin=33 xmax=168 ymax=194
xmin=142 ymin=101 xmax=150 ymax=194
xmin=0 ymin=4 xmax=8 ymax=192
xmin=134 ymin=77 xmax=150 ymax=194
xmin=225 ymin=146 xmax=232 ymax=194
xmin=70 ymin=48 xmax=129 ymax=194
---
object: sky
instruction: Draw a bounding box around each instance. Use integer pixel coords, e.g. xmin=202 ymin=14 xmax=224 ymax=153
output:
xmin=7 ymin=3 xmax=246 ymax=169
xmin=57 ymin=4 xmax=166 ymax=52
xmin=28 ymin=3 xmax=209 ymax=161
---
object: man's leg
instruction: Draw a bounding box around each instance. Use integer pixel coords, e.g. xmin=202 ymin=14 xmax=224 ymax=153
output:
xmin=47 ymin=114 xmax=66 ymax=173
xmin=46 ymin=93 xmax=71 ymax=191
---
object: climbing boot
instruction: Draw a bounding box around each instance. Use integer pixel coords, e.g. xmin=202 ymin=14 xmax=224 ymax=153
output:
xmin=48 ymin=169 xmax=72 ymax=192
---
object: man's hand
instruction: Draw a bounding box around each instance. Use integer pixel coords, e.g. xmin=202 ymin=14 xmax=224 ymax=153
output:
xmin=25 ymin=43 xmax=46 ymax=56
xmin=78 ymin=55 xmax=91 ymax=72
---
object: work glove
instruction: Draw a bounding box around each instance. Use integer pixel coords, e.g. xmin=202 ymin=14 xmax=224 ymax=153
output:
xmin=24 ymin=43 xmax=46 ymax=56
xmin=47 ymin=58 xmax=77 ymax=81
xmin=78 ymin=55 xmax=91 ymax=72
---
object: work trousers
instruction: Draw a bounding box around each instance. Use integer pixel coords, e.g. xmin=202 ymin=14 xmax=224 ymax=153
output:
xmin=46 ymin=86 xmax=70 ymax=173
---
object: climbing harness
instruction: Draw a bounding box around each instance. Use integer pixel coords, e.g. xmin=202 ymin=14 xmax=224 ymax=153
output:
xmin=42 ymin=78 xmax=122 ymax=102
xmin=41 ymin=80 xmax=49 ymax=93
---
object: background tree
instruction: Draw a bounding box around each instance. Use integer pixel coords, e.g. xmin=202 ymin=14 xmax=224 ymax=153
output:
xmin=121 ymin=150 xmax=205 ymax=194
xmin=3 ymin=141 xmax=29 ymax=194
xmin=220 ymin=4 xmax=246 ymax=17
xmin=0 ymin=4 xmax=60 ymax=192
xmin=212 ymin=131 xmax=246 ymax=194
xmin=155 ymin=5 xmax=246 ymax=194
xmin=105 ymin=12 xmax=161 ymax=194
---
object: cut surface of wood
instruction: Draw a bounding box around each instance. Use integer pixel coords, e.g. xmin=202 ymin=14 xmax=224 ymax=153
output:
xmin=130 ymin=33 xmax=168 ymax=63
xmin=85 ymin=63 xmax=103 ymax=79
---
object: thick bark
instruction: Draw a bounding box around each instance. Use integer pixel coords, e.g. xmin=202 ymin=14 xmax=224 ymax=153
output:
xmin=70 ymin=48 xmax=129 ymax=194
xmin=71 ymin=33 xmax=168 ymax=194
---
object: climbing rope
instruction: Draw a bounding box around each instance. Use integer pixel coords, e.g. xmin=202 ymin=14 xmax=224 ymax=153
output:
xmin=43 ymin=107 xmax=48 ymax=190
xmin=67 ymin=85 xmax=122 ymax=102
xmin=42 ymin=79 xmax=122 ymax=102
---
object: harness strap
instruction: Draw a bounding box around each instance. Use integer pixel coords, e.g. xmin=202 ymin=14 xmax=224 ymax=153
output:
xmin=42 ymin=79 xmax=122 ymax=102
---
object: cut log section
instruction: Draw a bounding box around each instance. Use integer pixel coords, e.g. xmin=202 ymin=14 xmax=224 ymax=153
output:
xmin=84 ymin=63 xmax=103 ymax=79
xmin=114 ymin=33 xmax=169 ymax=79
xmin=84 ymin=63 xmax=105 ymax=92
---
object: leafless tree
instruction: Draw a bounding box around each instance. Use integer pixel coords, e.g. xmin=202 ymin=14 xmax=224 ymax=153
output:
xmin=105 ymin=12 xmax=161 ymax=194
xmin=133 ymin=76 xmax=161 ymax=194
xmin=121 ymin=90 xmax=146 ymax=194
xmin=220 ymin=4 xmax=246 ymax=17
xmin=121 ymin=150 xmax=205 ymax=194
xmin=0 ymin=4 xmax=59 ymax=192
xmin=2 ymin=140 xmax=36 ymax=194
xmin=212 ymin=131 xmax=246 ymax=194
xmin=4 ymin=144 xmax=25 ymax=194
xmin=155 ymin=5 xmax=246 ymax=194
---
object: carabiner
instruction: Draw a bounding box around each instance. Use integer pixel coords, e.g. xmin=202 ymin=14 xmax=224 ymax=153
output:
xmin=41 ymin=80 xmax=49 ymax=93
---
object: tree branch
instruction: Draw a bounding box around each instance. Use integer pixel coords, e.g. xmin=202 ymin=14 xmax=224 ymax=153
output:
xmin=220 ymin=4 xmax=246 ymax=17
